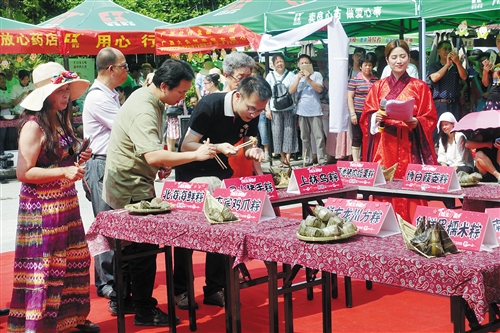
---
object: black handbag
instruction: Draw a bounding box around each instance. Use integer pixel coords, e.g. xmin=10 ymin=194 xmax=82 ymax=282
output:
xmin=166 ymin=105 xmax=184 ymax=117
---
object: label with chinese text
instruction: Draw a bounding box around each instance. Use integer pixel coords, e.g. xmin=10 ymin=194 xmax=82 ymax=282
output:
xmin=222 ymin=174 xmax=278 ymax=200
xmin=413 ymin=206 xmax=499 ymax=252
xmin=337 ymin=161 xmax=385 ymax=186
xmin=213 ymin=188 xmax=275 ymax=222
xmin=402 ymin=164 xmax=460 ymax=192
xmin=324 ymin=198 xmax=399 ymax=237
xmin=287 ymin=165 xmax=343 ymax=194
xmin=161 ymin=182 xmax=208 ymax=211
xmin=484 ymin=208 xmax=500 ymax=247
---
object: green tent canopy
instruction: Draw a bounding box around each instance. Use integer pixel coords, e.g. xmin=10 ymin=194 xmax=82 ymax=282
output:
xmin=0 ymin=16 xmax=40 ymax=29
xmin=38 ymin=0 xmax=169 ymax=55
xmin=0 ymin=16 xmax=61 ymax=54
xmin=264 ymin=0 xmax=419 ymax=36
xmin=162 ymin=0 xmax=302 ymax=34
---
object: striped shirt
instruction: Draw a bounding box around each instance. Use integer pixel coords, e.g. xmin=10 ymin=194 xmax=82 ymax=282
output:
xmin=347 ymin=72 xmax=378 ymax=112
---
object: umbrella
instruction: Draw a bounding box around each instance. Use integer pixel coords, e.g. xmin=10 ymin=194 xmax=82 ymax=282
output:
xmin=452 ymin=110 xmax=500 ymax=133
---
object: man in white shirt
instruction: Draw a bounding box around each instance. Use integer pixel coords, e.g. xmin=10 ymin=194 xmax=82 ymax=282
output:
xmin=82 ymin=47 xmax=129 ymax=312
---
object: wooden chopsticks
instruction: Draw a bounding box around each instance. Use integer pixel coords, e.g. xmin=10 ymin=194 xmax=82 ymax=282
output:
xmin=203 ymin=139 xmax=227 ymax=169
xmin=234 ymin=136 xmax=258 ymax=150
xmin=213 ymin=154 xmax=227 ymax=169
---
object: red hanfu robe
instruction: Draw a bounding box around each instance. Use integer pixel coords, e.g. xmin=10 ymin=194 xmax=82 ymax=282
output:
xmin=360 ymin=73 xmax=438 ymax=222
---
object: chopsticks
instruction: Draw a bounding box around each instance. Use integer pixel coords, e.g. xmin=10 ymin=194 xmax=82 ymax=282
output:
xmin=74 ymin=162 xmax=92 ymax=194
xmin=214 ymin=154 xmax=227 ymax=169
xmin=234 ymin=136 xmax=258 ymax=150
xmin=203 ymin=140 xmax=227 ymax=169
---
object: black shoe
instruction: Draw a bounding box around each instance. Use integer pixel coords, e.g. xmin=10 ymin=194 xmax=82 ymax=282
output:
xmin=98 ymin=286 xmax=115 ymax=300
xmin=108 ymin=300 xmax=135 ymax=316
xmin=0 ymin=308 xmax=9 ymax=316
xmin=175 ymin=292 xmax=199 ymax=310
xmin=134 ymin=307 xmax=180 ymax=327
xmin=203 ymin=290 xmax=225 ymax=307
xmin=76 ymin=320 xmax=100 ymax=332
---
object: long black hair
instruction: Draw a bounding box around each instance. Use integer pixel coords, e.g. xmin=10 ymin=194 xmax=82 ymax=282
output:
xmin=18 ymin=102 xmax=77 ymax=162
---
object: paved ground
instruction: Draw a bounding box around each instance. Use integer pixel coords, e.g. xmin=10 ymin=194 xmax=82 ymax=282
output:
xmin=0 ymin=157 xmax=306 ymax=253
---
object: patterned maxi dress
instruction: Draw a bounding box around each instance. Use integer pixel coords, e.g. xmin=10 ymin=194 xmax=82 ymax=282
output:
xmin=8 ymin=117 xmax=91 ymax=333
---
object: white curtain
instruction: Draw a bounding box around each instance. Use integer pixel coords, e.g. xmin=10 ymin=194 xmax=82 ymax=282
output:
xmin=258 ymin=17 xmax=349 ymax=133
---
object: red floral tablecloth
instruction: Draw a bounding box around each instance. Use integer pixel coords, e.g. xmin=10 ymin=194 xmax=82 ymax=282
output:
xmin=86 ymin=209 xmax=300 ymax=266
xmin=245 ymin=225 xmax=500 ymax=323
xmin=0 ymin=119 xmax=19 ymax=128
xmin=366 ymin=179 xmax=500 ymax=211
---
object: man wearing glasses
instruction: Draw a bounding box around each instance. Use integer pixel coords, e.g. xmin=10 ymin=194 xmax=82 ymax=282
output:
xmin=173 ymin=74 xmax=272 ymax=309
xmin=120 ymin=62 xmax=143 ymax=90
xmin=82 ymin=47 xmax=130 ymax=312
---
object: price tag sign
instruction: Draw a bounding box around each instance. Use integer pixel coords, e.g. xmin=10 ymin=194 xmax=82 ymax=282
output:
xmin=324 ymin=198 xmax=400 ymax=237
xmin=413 ymin=206 xmax=499 ymax=252
xmin=222 ymin=174 xmax=278 ymax=200
xmin=161 ymin=182 xmax=208 ymax=211
xmin=402 ymin=164 xmax=460 ymax=192
xmin=337 ymin=161 xmax=385 ymax=186
xmin=213 ymin=188 xmax=275 ymax=222
xmin=287 ymin=164 xmax=343 ymax=194
xmin=484 ymin=208 xmax=500 ymax=246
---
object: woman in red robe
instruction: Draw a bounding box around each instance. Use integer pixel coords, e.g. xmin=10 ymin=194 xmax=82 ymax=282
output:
xmin=360 ymin=40 xmax=438 ymax=222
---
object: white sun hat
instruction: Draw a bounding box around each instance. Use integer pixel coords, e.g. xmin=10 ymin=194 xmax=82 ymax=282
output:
xmin=21 ymin=62 xmax=90 ymax=111
xmin=437 ymin=112 xmax=457 ymax=132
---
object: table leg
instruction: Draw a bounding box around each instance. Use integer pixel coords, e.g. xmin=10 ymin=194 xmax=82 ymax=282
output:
xmin=265 ymin=261 xmax=279 ymax=333
xmin=224 ymin=256 xmax=241 ymax=333
xmin=164 ymin=246 xmax=177 ymax=333
xmin=306 ymin=267 xmax=315 ymax=300
xmin=450 ymin=296 xmax=466 ymax=333
xmin=185 ymin=249 xmax=197 ymax=331
xmin=321 ymin=271 xmax=332 ymax=333
xmin=344 ymin=276 xmax=352 ymax=308
xmin=114 ymin=239 xmax=126 ymax=333
xmin=366 ymin=280 xmax=372 ymax=290
xmin=331 ymin=273 xmax=338 ymax=299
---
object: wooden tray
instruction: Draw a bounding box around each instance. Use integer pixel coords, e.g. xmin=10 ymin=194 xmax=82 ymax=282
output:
xmin=124 ymin=203 xmax=173 ymax=215
xmin=296 ymin=231 xmax=357 ymax=242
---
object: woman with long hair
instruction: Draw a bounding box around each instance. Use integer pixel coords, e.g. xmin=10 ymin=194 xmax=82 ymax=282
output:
xmin=8 ymin=62 xmax=99 ymax=332
xmin=203 ymin=73 xmax=221 ymax=95
xmin=437 ymin=112 xmax=474 ymax=173
xmin=360 ymin=40 xmax=438 ymax=221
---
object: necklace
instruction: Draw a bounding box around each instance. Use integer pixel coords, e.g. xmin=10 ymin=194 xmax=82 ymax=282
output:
xmin=56 ymin=115 xmax=74 ymax=156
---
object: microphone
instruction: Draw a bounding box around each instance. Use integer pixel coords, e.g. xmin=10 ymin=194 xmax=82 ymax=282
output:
xmin=378 ymin=99 xmax=387 ymax=133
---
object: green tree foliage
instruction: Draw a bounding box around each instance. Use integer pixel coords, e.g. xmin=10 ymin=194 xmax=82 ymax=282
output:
xmin=115 ymin=0 xmax=233 ymax=24
xmin=0 ymin=0 xmax=233 ymax=25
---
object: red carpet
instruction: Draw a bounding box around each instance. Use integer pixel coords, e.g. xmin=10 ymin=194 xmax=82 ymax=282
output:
xmin=0 ymin=206 xmax=474 ymax=332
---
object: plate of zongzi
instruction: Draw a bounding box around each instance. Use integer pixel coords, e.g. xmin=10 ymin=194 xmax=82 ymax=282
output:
xmin=458 ymin=171 xmax=482 ymax=187
xmin=125 ymin=198 xmax=174 ymax=214
xmin=203 ymin=191 xmax=240 ymax=224
xmin=296 ymin=205 xmax=358 ymax=242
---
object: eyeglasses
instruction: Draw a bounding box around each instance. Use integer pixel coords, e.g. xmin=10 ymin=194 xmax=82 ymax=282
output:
xmin=109 ymin=63 xmax=129 ymax=70
xmin=242 ymin=99 xmax=264 ymax=114
xmin=229 ymin=74 xmax=245 ymax=83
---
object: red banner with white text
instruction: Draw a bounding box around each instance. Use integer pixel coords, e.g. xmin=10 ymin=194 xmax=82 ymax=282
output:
xmin=155 ymin=24 xmax=261 ymax=55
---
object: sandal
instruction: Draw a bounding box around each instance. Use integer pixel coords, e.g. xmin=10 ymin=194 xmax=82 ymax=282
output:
xmin=76 ymin=320 xmax=100 ymax=333
xmin=278 ymin=160 xmax=288 ymax=168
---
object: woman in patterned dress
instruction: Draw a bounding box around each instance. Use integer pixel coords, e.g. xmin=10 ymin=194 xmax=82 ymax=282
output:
xmin=7 ymin=62 xmax=99 ymax=333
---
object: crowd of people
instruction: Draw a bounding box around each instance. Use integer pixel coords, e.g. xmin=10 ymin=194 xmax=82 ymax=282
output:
xmin=2 ymin=33 xmax=500 ymax=332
